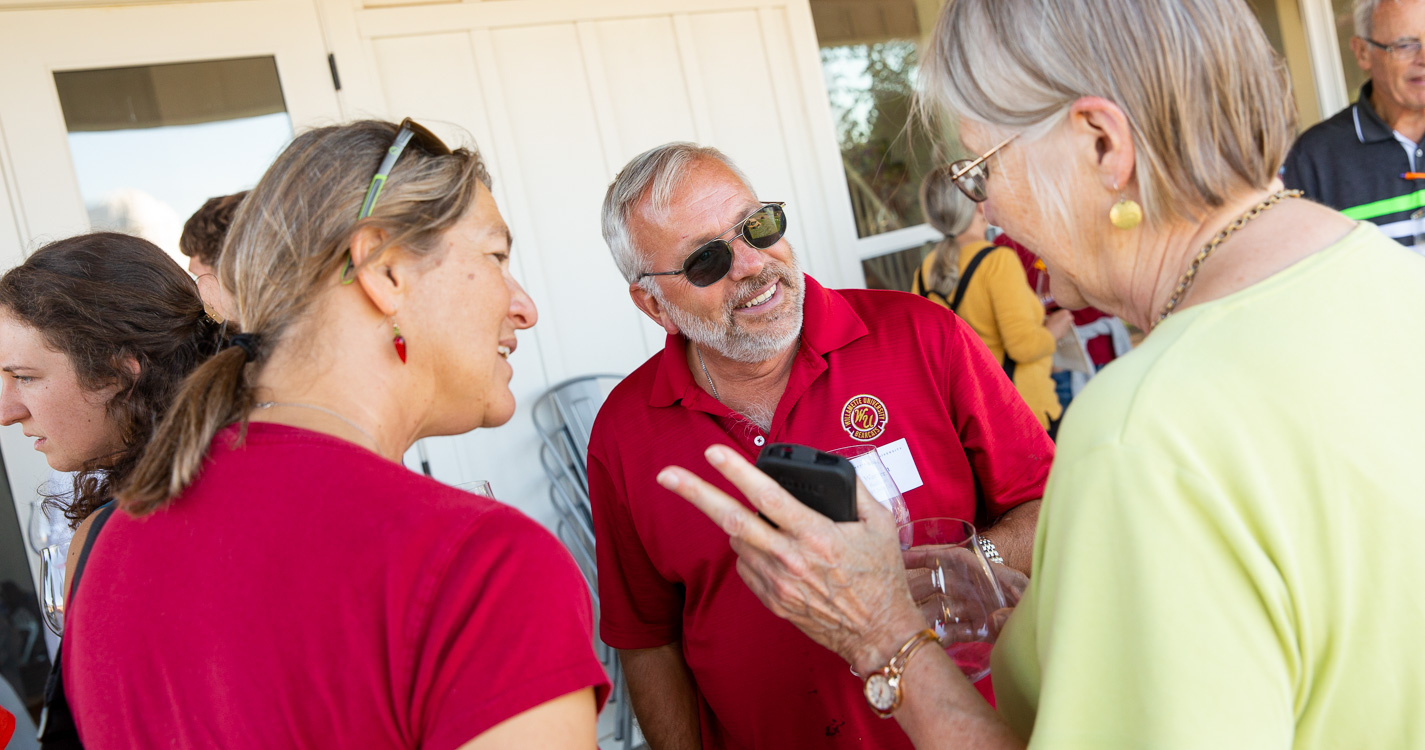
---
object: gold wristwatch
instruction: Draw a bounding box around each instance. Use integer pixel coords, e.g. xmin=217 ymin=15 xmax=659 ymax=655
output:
xmin=863 ymin=628 xmax=939 ymax=718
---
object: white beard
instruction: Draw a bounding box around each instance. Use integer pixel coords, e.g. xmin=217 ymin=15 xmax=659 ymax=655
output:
xmin=652 ymin=261 xmax=807 ymax=364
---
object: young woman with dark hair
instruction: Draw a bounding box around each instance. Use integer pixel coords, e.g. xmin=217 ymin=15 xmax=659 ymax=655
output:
xmin=0 ymin=231 xmax=224 ymax=528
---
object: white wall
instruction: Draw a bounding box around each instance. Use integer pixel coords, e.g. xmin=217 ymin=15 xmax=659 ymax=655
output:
xmin=330 ymin=0 xmax=865 ymax=528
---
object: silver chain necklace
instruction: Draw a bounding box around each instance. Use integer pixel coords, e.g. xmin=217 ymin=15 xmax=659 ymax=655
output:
xmin=695 ymin=346 xmax=721 ymax=401
xmin=255 ymin=401 xmax=379 ymax=449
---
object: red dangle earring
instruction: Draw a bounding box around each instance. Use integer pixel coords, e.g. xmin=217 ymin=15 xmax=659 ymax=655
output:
xmin=392 ymin=321 xmax=407 ymax=364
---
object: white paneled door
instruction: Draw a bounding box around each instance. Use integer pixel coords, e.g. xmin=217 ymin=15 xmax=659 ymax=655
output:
xmin=0 ymin=0 xmax=342 ymax=582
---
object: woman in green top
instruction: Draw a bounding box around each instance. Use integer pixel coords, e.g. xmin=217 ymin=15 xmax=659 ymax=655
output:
xmin=652 ymin=0 xmax=1425 ymax=747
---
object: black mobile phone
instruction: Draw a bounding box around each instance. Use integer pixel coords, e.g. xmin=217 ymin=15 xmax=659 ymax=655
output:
xmin=754 ymin=443 xmax=857 ymax=523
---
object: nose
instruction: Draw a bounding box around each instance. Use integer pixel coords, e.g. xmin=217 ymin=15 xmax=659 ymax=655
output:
xmin=507 ymin=274 xmax=538 ymax=330
xmin=0 ymin=380 xmax=28 ymax=427
xmin=725 ymin=236 xmax=769 ymax=282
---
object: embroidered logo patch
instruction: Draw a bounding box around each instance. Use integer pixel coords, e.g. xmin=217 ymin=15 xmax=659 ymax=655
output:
xmin=841 ymin=394 xmax=889 ymax=441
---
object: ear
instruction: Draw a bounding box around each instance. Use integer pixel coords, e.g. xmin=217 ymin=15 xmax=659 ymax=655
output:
xmin=348 ymin=225 xmax=407 ymax=317
xmin=1350 ymin=36 xmax=1373 ymax=75
xmin=629 ymin=282 xmax=681 ymax=336
xmin=121 ymin=355 xmax=140 ymax=380
xmin=1066 ymin=97 xmax=1136 ymax=195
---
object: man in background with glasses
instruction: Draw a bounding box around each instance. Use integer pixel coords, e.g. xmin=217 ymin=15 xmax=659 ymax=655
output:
xmin=1284 ymin=0 xmax=1425 ymax=250
xmin=587 ymin=142 xmax=1052 ymax=749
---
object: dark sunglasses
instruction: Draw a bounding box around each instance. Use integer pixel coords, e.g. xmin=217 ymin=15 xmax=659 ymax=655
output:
xmin=342 ymin=117 xmax=452 ymax=284
xmin=638 ymin=202 xmax=787 ymax=287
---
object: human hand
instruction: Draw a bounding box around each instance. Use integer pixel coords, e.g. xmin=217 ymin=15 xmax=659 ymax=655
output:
xmin=1045 ymin=308 xmax=1074 ymax=340
xmin=657 ymin=445 xmax=926 ymax=675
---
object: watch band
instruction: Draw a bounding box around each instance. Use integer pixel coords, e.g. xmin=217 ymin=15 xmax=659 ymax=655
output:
xmin=863 ymin=628 xmax=939 ymax=718
xmin=977 ymin=535 xmax=1004 ymax=565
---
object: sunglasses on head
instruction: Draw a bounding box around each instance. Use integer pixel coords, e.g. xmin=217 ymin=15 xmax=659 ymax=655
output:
xmin=638 ymin=202 xmax=788 ymax=287
xmin=342 ymin=117 xmax=452 ymax=284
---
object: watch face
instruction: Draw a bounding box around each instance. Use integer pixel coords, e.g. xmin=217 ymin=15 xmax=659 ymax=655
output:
xmin=864 ymin=673 xmax=897 ymax=712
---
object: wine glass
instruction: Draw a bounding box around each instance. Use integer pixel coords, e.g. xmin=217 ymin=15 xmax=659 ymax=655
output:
xmin=28 ymin=499 xmax=70 ymax=554
xmin=898 ymin=517 xmax=1008 ymax=681
xmin=39 ymin=541 xmax=69 ymax=636
xmin=456 ymin=480 xmax=495 ymax=498
xmin=829 ymin=444 xmax=910 ymax=526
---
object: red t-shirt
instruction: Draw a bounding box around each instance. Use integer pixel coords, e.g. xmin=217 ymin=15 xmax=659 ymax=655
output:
xmin=66 ymin=423 xmax=609 ymax=749
xmin=589 ymin=276 xmax=1052 ymax=749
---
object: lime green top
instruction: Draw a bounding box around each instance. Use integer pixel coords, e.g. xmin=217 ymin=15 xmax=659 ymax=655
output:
xmin=992 ymin=223 xmax=1425 ymax=748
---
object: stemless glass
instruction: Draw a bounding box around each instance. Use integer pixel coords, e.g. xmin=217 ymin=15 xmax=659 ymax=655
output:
xmin=39 ymin=541 xmax=69 ymax=636
xmin=829 ymin=444 xmax=910 ymax=526
xmin=898 ymin=517 xmax=1007 ymax=681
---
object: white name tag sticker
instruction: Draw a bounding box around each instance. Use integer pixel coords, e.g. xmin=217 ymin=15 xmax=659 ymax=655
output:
xmin=878 ymin=438 xmax=924 ymax=493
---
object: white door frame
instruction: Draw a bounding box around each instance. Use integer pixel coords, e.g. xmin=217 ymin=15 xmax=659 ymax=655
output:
xmin=0 ymin=0 xmax=342 ymax=586
xmin=1300 ymin=0 xmax=1351 ymax=118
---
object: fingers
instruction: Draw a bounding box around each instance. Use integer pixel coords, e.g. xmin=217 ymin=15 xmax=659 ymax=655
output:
xmin=699 ymin=445 xmax=830 ymax=537
xmin=656 ymin=462 xmax=784 ymax=555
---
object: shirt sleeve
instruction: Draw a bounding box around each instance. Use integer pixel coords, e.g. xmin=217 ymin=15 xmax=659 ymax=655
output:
xmin=588 ymin=448 xmax=684 ymax=648
xmin=983 ymin=248 xmax=1056 ymax=365
xmin=1016 ymin=443 xmax=1296 ymax=748
xmin=942 ymin=315 xmax=1054 ymax=518
xmin=413 ymin=507 xmax=611 ymax=750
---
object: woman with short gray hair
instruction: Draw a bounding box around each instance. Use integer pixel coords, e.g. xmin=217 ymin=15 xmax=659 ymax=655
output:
xmin=655 ymin=0 xmax=1425 ymax=747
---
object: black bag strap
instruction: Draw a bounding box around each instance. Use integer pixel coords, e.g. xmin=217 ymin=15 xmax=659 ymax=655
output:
xmin=949 ymin=246 xmax=1019 ymax=382
xmin=949 ymin=245 xmax=998 ymax=313
xmin=38 ymin=501 xmax=116 ymax=749
xmin=67 ymin=503 xmax=115 ymax=601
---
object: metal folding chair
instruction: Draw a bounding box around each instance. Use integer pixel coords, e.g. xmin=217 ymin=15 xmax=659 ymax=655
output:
xmin=532 ymin=374 xmax=640 ymax=748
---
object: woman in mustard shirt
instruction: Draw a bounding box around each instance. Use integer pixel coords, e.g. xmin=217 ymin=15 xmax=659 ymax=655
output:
xmin=912 ymin=169 xmax=1072 ymax=431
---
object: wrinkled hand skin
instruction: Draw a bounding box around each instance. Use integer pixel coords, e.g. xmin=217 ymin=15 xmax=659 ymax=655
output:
xmin=658 ymin=445 xmax=927 ymax=674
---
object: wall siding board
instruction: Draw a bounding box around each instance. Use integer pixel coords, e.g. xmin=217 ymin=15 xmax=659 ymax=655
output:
xmin=488 ymin=24 xmax=653 ymax=377
xmin=341 ymin=2 xmax=861 ymax=529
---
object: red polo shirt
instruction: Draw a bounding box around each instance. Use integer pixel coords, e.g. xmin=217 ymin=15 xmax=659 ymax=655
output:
xmin=589 ymin=275 xmax=1052 ymax=749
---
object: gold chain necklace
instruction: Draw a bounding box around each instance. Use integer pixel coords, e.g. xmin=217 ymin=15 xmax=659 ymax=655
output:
xmin=1152 ymin=189 xmax=1303 ymax=330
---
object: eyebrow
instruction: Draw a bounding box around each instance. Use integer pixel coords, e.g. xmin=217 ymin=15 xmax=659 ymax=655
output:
xmin=1 ymin=365 xmax=34 ymax=374
xmin=688 ymin=201 xmax=762 ymax=249
xmin=488 ymin=223 xmax=514 ymax=252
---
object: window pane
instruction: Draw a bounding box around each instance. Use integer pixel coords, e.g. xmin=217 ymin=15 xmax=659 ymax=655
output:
xmin=813 ymin=0 xmax=944 ymax=238
xmin=55 ymin=57 xmax=293 ymax=269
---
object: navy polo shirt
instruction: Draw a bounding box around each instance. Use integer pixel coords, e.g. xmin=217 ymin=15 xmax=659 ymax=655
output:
xmin=1283 ymin=82 xmax=1425 ymax=246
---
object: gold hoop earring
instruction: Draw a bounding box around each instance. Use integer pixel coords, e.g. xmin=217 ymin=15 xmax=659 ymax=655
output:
xmin=1109 ymin=193 xmax=1142 ymax=230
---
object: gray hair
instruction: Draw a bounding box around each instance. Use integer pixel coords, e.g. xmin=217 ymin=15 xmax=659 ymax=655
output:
xmin=1355 ymin=0 xmax=1380 ymax=39
xmin=601 ymin=142 xmax=755 ymax=284
xmin=920 ymin=0 xmax=1295 ymax=227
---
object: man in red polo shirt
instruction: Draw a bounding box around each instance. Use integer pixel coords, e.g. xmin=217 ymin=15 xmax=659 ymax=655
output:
xmin=590 ymin=143 xmax=1052 ymax=749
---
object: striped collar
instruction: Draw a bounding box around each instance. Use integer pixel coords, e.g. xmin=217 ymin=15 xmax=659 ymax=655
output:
xmin=1352 ymin=82 xmax=1398 ymax=145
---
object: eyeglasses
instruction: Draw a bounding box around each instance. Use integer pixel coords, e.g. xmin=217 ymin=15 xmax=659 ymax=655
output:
xmin=342 ymin=117 xmax=452 ymax=284
xmin=948 ymin=135 xmax=1018 ymax=203
xmin=638 ymin=202 xmax=787 ymax=287
xmin=1361 ymin=36 xmax=1424 ymax=60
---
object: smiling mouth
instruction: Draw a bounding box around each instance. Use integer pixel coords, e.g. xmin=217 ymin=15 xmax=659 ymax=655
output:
xmin=497 ymin=345 xmax=512 ymax=360
xmin=738 ymin=283 xmax=778 ymax=309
